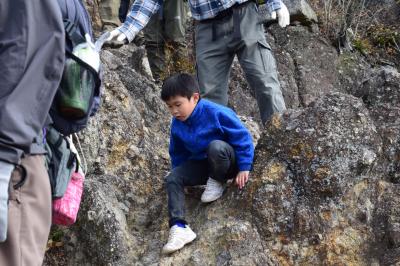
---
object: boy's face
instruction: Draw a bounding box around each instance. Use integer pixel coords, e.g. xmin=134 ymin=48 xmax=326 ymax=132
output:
xmin=165 ymin=93 xmax=200 ymax=121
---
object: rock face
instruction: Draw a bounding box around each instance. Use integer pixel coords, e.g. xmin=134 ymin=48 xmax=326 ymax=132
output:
xmin=352 ymin=66 xmax=400 ymax=184
xmin=253 ymin=93 xmax=382 ymax=265
xmin=83 ymin=0 xmax=102 ymax=31
xmin=45 ymin=0 xmax=400 ymax=265
xmin=271 ymin=25 xmax=342 ymax=107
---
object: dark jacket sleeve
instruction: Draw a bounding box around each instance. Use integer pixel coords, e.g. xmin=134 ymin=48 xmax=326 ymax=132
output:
xmin=0 ymin=0 xmax=65 ymax=164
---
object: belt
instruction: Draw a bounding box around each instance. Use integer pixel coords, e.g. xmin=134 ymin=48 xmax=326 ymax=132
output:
xmin=199 ymin=1 xmax=253 ymax=24
xmin=199 ymin=1 xmax=252 ymax=41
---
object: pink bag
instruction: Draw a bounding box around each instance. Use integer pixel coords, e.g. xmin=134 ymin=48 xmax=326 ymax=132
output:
xmin=52 ymin=170 xmax=84 ymax=225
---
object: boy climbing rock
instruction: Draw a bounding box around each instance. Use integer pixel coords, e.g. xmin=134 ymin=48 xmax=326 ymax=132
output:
xmin=160 ymin=73 xmax=254 ymax=254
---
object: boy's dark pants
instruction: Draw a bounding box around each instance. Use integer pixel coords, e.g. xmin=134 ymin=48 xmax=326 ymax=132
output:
xmin=165 ymin=140 xmax=238 ymax=226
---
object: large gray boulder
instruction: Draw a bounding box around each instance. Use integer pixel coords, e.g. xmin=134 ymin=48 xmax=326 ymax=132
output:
xmin=251 ymin=92 xmax=399 ymax=264
xmin=271 ymin=25 xmax=342 ymax=107
xmin=353 ymin=66 xmax=400 ymax=183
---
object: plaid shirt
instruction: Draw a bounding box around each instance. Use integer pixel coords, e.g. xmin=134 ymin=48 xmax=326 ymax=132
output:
xmin=120 ymin=0 xmax=282 ymax=41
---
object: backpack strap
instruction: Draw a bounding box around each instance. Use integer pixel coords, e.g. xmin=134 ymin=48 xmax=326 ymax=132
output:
xmin=64 ymin=20 xmax=86 ymax=46
xmin=62 ymin=0 xmax=87 ymax=46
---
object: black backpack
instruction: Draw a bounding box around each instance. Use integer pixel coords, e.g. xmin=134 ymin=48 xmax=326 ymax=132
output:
xmin=50 ymin=0 xmax=102 ymax=135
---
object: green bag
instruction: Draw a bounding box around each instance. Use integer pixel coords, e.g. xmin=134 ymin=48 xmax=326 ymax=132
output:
xmin=57 ymin=41 xmax=100 ymax=119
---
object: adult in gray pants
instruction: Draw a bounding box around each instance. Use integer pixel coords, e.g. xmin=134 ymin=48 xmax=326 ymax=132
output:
xmin=107 ymin=0 xmax=290 ymax=124
xmin=0 ymin=0 xmax=65 ymax=265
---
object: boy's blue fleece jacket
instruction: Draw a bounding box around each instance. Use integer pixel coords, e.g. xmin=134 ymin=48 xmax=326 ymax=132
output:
xmin=169 ymin=99 xmax=254 ymax=171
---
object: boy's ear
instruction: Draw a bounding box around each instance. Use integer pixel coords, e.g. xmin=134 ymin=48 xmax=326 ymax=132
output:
xmin=193 ymin=93 xmax=200 ymax=102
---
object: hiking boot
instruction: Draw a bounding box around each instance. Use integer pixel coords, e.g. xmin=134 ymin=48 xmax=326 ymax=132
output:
xmin=162 ymin=225 xmax=197 ymax=254
xmin=201 ymin=178 xmax=225 ymax=203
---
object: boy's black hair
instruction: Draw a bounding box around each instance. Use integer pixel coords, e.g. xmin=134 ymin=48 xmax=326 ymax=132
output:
xmin=161 ymin=73 xmax=200 ymax=102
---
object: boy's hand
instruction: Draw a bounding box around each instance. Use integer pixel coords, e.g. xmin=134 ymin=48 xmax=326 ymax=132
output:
xmin=235 ymin=171 xmax=249 ymax=190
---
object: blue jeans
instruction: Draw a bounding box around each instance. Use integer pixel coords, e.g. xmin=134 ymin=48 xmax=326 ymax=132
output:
xmin=165 ymin=140 xmax=238 ymax=226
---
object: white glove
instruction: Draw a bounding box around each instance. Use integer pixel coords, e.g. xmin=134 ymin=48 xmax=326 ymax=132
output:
xmin=107 ymin=28 xmax=128 ymax=43
xmin=0 ymin=161 xmax=15 ymax=242
xmin=271 ymin=2 xmax=290 ymax=28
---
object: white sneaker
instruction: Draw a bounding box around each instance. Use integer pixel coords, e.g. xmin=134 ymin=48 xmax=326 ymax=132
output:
xmin=162 ymin=225 xmax=197 ymax=254
xmin=201 ymin=177 xmax=225 ymax=203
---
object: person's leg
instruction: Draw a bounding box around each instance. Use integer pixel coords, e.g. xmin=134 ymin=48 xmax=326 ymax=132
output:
xmin=195 ymin=21 xmax=235 ymax=106
xmin=144 ymin=11 xmax=166 ymax=81
xmin=201 ymin=140 xmax=237 ymax=203
xmin=118 ymin=0 xmax=130 ymax=23
xmin=0 ymin=155 xmax=52 ymax=266
xmin=165 ymin=160 xmax=209 ymax=226
xmin=163 ymin=160 xmax=205 ymax=254
xmin=99 ymin=0 xmax=121 ymax=29
xmin=163 ymin=0 xmax=189 ymax=73
xmin=235 ymin=3 xmax=286 ymax=124
xmin=207 ymin=140 xmax=238 ymax=183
